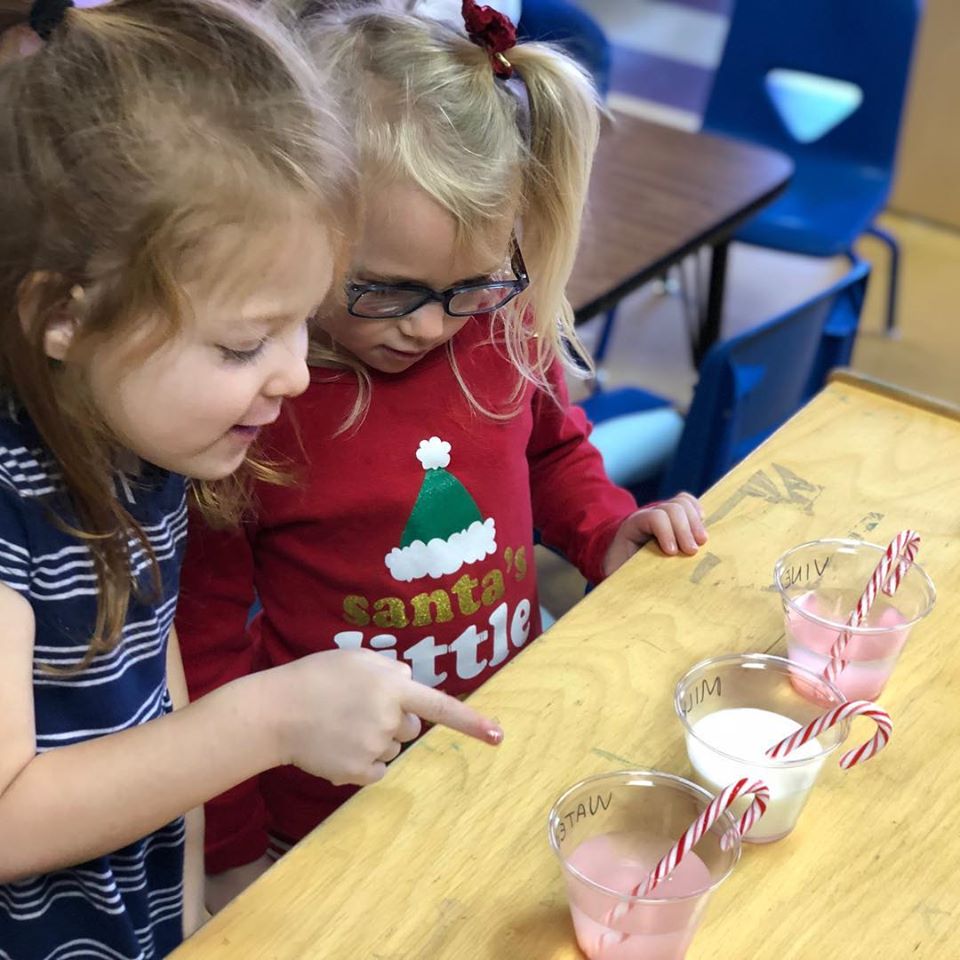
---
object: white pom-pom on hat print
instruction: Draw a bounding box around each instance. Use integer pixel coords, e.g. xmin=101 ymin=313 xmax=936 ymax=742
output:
xmin=416 ymin=437 xmax=452 ymax=471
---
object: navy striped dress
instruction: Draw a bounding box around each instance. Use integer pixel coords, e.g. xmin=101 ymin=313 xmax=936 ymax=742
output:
xmin=0 ymin=413 xmax=189 ymax=960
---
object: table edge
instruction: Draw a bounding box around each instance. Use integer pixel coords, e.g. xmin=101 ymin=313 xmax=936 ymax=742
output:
xmin=829 ymin=368 xmax=960 ymax=423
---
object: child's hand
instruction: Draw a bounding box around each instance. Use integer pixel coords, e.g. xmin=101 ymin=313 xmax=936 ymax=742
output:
xmin=258 ymin=649 xmax=503 ymax=787
xmin=603 ymin=492 xmax=708 ymax=577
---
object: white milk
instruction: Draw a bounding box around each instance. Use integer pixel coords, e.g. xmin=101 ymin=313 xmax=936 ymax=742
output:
xmin=686 ymin=707 xmax=825 ymax=842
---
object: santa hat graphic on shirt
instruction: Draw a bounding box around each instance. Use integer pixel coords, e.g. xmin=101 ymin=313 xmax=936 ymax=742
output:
xmin=384 ymin=437 xmax=498 ymax=583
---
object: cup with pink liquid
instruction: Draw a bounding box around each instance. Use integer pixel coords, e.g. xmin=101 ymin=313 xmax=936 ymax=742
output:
xmin=775 ymin=538 xmax=935 ymax=700
xmin=548 ymin=770 xmax=742 ymax=960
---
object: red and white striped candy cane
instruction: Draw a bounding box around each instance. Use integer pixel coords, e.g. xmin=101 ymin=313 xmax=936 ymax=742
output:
xmin=881 ymin=530 xmax=920 ymax=596
xmin=599 ymin=778 xmax=769 ymax=951
xmin=642 ymin=778 xmax=768 ymax=896
xmin=641 ymin=779 xmax=768 ymax=897
xmin=765 ymin=699 xmax=893 ymax=770
xmin=824 ymin=530 xmax=920 ymax=685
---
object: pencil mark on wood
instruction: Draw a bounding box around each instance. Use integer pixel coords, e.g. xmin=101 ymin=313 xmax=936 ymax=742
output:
xmin=591 ymin=747 xmax=640 ymax=767
xmin=773 ymin=463 xmax=824 ymax=513
xmin=914 ymin=901 xmax=952 ymax=934
xmin=628 ymin=633 xmax=665 ymax=653
xmin=690 ymin=552 xmax=721 ymax=584
xmin=706 ymin=465 xmax=824 ymax=524
xmin=763 ymin=634 xmax=784 ymax=654
xmin=640 ymin=637 xmax=665 ymax=653
xmin=847 ymin=511 xmax=885 ymax=540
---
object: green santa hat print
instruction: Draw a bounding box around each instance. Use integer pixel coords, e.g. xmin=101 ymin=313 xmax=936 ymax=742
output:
xmin=385 ymin=437 xmax=498 ymax=583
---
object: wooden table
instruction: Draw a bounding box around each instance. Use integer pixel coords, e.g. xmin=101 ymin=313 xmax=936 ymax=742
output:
xmin=569 ymin=113 xmax=793 ymax=363
xmin=174 ymin=371 xmax=960 ymax=959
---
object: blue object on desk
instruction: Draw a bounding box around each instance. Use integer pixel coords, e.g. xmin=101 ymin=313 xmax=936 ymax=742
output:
xmin=583 ymin=259 xmax=871 ymax=498
xmin=701 ymin=0 xmax=920 ymax=334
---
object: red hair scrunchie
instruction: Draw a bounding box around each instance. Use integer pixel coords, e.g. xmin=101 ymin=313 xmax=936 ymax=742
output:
xmin=461 ymin=0 xmax=517 ymax=78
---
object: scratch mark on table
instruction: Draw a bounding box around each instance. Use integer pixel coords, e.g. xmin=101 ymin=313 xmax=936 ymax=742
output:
xmin=592 ymin=748 xmax=640 ymax=767
xmin=690 ymin=552 xmax=721 ymax=584
xmin=706 ymin=465 xmax=824 ymax=525
xmin=762 ymin=634 xmax=784 ymax=654
xmin=773 ymin=463 xmax=824 ymax=513
xmin=633 ymin=635 xmax=665 ymax=653
xmin=914 ymin=901 xmax=953 ymax=934
xmin=847 ymin=511 xmax=885 ymax=540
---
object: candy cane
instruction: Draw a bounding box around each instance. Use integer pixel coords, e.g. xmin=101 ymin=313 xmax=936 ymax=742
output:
xmin=824 ymin=531 xmax=920 ymax=685
xmin=765 ymin=700 xmax=893 ymax=769
xmin=881 ymin=531 xmax=920 ymax=596
xmin=609 ymin=777 xmax=769 ymax=927
xmin=597 ymin=779 xmax=768 ymax=954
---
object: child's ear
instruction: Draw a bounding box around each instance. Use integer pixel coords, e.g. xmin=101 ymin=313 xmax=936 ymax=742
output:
xmin=0 ymin=24 xmax=42 ymax=66
xmin=17 ymin=273 xmax=84 ymax=361
xmin=42 ymin=297 xmax=82 ymax=361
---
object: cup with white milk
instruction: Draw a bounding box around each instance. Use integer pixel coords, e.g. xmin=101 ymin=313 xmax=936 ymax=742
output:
xmin=674 ymin=654 xmax=848 ymax=843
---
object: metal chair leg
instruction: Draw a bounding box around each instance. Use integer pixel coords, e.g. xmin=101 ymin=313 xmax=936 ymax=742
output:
xmin=864 ymin=223 xmax=901 ymax=336
xmin=593 ymin=305 xmax=618 ymax=366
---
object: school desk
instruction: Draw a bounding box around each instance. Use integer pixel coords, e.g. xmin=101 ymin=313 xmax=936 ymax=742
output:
xmin=172 ymin=370 xmax=959 ymax=959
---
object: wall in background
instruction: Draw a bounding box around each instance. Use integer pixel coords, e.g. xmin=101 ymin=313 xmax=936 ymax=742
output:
xmin=891 ymin=0 xmax=960 ymax=230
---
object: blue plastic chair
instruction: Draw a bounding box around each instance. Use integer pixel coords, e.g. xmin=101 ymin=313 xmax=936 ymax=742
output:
xmin=582 ymin=259 xmax=871 ymax=498
xmin=701 ymin=0 xmax=920 ymax=334
xmin=516 ymin=0 xmax=611 ymax=98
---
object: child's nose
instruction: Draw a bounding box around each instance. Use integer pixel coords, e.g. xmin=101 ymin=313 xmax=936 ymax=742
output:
xmin=398 ymin=301 xmax=446 ymax=343
xmin=265 ymin=329 xmax=310 ymax=400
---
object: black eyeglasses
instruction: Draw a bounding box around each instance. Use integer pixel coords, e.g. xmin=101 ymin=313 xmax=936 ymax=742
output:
xmin=346 ymin=241 xmax=529 ymax=320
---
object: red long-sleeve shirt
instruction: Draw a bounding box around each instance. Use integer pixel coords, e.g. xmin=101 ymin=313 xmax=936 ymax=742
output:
xmin=176 ymin=316 xmax=636 ymax=872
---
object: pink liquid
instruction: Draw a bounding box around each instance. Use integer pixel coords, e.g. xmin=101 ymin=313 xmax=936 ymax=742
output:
xmin=564 ymin=833 xmax=713 ymax=960
xmin=785 ymin=590 xmax=911 ymax=700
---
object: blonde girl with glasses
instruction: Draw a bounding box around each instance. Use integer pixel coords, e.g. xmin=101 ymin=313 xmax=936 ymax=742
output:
xmin=176 ymin=1 xmax=707 ymax=912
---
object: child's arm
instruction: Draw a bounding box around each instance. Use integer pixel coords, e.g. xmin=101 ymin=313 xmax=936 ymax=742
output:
xmin=166 ymin=626 xmax=208 ymax=937
xmin=0 ymin=584 xmax=501 ymax=884
xmin=527 ymin=365 xmax=706 ymax=581
xmin=0 ymin=579 xmax=278 ymax=882
xmin=527 ymin=365 xmax=638 ymax=582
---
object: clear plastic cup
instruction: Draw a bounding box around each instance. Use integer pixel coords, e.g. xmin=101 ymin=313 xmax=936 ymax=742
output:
xmin=675 ymin=654 xmax=848 ymax=843
xmin=547 ymin=770 xmax=741 ymax=960
xmin=775 ymin=538 xmax=936 ymax=700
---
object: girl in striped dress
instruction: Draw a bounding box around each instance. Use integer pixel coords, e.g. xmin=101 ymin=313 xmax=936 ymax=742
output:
xmin=0 ymin=1 xmax=499 ymax=957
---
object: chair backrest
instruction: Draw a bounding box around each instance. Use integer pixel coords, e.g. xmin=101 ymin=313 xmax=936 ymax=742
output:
xmin=703 ymin=0 xmax=921 ymax=175
xmin=516 ymin=0 xmax=612 ymax=98
xmin=805 ymin=257 xmax=871 ymax=398
xmin=660 ymin=260 xmax=871 ymax=497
